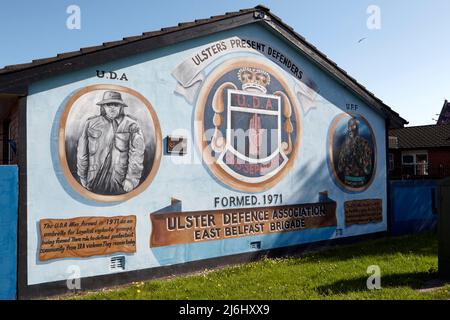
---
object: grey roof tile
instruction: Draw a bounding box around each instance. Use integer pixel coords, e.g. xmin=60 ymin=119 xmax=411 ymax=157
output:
xmin=389 ymin=124 xmax=450 ymax=149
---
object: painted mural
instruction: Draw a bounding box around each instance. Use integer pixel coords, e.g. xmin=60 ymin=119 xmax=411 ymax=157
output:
xmin=150 ymin=202 xmax=337 ymax=247
xmin=195 ymin=58 xmax=301 ymax=192
xmin=25 ymin=23 xmax=388 ymax=286
xmin=58 ymin=84 xmax=162 ymax=202
xmin=328 ymin=113 xmax=376 ymax=192
xmin=39 ymin=215 xmax=136 ymax=261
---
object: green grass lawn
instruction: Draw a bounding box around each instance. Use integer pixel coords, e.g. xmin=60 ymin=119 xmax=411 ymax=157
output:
xmin=69 ymin=233 xmax=450 ymax=300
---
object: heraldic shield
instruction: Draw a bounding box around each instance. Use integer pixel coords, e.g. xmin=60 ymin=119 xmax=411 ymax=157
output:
xmin=217 ymin=88 xmax=288 ymax=183
xmin=195 ymin=58 xmax=301 ymax=192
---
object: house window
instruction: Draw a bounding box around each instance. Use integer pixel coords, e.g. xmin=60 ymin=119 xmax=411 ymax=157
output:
xmin=388 ymin=153 xmax=395 ymax=171
xmin=401 ymin=151 xmax=428 ymax=176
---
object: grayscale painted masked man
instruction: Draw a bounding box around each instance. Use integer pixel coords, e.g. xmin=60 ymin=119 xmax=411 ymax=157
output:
xmin=77 ymin=91 xmax=145 ymax=195
xmin=337 ymin=118 xmax=373 ymax=186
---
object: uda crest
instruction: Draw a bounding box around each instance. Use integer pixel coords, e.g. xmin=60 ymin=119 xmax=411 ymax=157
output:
xmin=195 ymin=58 xmax=301 ymax=192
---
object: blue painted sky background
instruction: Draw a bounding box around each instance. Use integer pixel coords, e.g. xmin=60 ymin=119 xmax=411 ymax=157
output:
xmin=1 ymin=0 xmax=449 ymax=126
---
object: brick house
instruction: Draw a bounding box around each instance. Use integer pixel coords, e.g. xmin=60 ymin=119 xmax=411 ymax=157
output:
xmin=389 ymin=124 xmax=450 ymax=179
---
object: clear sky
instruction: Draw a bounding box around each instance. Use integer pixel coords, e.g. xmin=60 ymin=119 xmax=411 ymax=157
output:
xmin=1 ymin=0 xmax=449 ymax=126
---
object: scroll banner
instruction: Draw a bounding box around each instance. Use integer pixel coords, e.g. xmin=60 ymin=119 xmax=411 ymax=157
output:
xmin=171 ymin=36 xmax=319 ymax=112
xmin=39 ymin=215 xmax=136 ymax=261
xmin=150 ymin=202 xmax=337 ymax=247
xmin=344 ymin=199 xmax=383 ymax=226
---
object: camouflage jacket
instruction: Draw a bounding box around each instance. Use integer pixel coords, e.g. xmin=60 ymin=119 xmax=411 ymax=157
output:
xmin=337 ymin=136 xmax=372 ymax=178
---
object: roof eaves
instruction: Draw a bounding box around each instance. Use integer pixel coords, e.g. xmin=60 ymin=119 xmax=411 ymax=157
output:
xmin=0 ymin=7 xmax=260 ymax=77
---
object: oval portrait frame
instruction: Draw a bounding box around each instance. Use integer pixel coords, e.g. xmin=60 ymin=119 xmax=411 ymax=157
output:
xmin=195 ymin=57 xmax=302 ymax=193
xmin=327 ymin=113 xmax=377 ymax=193
xmin=58 ymin=84 xmax=162 ymax=202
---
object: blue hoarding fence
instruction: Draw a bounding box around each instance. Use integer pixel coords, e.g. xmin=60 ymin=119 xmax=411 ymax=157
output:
xmin=390 ymin=180 xmax=438 ymax=236
xmin=0 ymin=165 xmax=18 ymax=300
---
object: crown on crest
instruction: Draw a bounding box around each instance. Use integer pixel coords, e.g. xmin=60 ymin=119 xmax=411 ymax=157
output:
xmin=237 ymin=67 xmax=271 ymax=93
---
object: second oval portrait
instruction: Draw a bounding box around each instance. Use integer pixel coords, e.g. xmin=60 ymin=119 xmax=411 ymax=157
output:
xmin=328 ymin=113 xmax=377 ymax=193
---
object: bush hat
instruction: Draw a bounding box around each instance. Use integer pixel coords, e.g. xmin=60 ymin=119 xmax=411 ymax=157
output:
xmin=96 ymin=91 xmax=128 ymax=107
